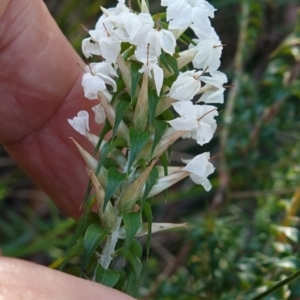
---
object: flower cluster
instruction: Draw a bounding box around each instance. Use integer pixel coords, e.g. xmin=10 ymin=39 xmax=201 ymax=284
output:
xmin=66 ymin=0 xmax=227 ymax=291
xmin=69 ymin=0 xmax=226 ymax=192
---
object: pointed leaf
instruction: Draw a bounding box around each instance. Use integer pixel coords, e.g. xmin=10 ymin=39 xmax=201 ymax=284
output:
xmin=93 ymin=119 xmax=112 ymax=156
xmin=113 ymin=101 xmax=130 ymax=139
xmin=143 ymin=168 xmax=159 ymax=202
xmin=66 ymin=266 xmax=81 ymax=277
xmin=123 ymin=212 xmax=141 ymax=254
xmin=114 ymin=270 xmax=127 ymax=292
xmin=151 ymin=120 xmax=168 ymax=155
xmin=81 ymin=224 xmax=108 ymax=273
xmin=130 ymin=61 xmax=142 ymax=100
xmin=61 ymin=239 xmax=84 ymax=270
xmin=61 ymin=210 xmax=99 ymax=270
xmin=142 ymin=202 xmax=152 ymax=258
xmin=129 ymin=239 xmax=143 ymax=259
xmin=133 ymin=73 xmax=149 ymax=131
xmin=126 ymin=251 xmax=142 ymax=276
xmin=165 ymin=53 xmax=179 ymax=76
xmin=127 ymin=127 xmax=150 ymax=171
xmin=148 ymin=89 xmax=160 ymax=125
xmin=160 ymin=50 xmax=172 ymax=73
xmin=104 ymin=167 xmax=127 ymax=211
xmin=125 ymin=269 xmax=139 ymax=298
xmin=94 ymin=264 xmax=120 ymax=287
xmin=96 ymin=138 xmax=128 ymax=177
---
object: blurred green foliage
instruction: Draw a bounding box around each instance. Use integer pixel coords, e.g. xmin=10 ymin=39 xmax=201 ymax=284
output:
xmin=0 ymin=0 xmax=300 ymax=299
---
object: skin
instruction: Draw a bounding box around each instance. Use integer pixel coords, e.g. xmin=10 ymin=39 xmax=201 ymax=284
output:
xmin=0 ymin=0 xmax=134 ymax=299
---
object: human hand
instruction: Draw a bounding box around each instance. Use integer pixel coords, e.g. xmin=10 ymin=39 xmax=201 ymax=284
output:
xmin=0 ymin=1 xmax=134 ymax=298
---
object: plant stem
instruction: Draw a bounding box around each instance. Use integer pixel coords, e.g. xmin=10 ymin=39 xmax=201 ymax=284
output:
xmin=251 ymin=269 xmax=300 ymax=300
xmin=99 ymin=216 xmax=123 ymax=269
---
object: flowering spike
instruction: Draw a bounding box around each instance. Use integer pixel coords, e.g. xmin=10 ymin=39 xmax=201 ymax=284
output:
xmin=67 ymin=0 xmax=227 ymax=289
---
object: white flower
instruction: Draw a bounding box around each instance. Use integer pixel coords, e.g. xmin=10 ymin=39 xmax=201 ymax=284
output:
xmin=189 ymin=25 xmax=223 ymax=71
xmin=169 ymin=70 xmax=203 ymax=101
xmin=107 ymin=12 xmax=154 ymax=46
xmin=168 ymin=101 xmax=218 ymax=145
xmin=182 ymin=152 xmax=215 ymax=191
xmin=198 ymin=71 xmax=228 ymax=103
xmin=80 ymin=13 xmax=122 ymax=63
xmin=146 ymin=28 xmax=176 ymax=57
xmin=135 ymin=46 xmax=164 ymax=95
xmin=68 ymin=111 xmax=90 ymax=136
xmin=82 ymin=38 xmax=102 ymax=58
xmin=92 ymin=104 xmax=106 ymax=124
xmin=82 ymin=62 xmax=117 ymax=100
xmin=161 ymin=0 xmax=216 ymax=30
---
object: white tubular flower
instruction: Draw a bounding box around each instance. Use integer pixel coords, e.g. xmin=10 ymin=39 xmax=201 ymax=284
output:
xmin=82 ymin=38 xmax=102 ymax=58
xmin=168 ymin=101 xmax=218 ymax=146
xmin=182 ymin=152 xmax=215 ymax=191
xmin=107 ymin=12 xmax=154 ymax=46
xmin=198 ymin=71 xmax=228 ymax=104
xmin=135 ymin=46 xmax=164 ymax=96
xmin=146 ymin=28 xmax=176 ymax=57
xmin=92 ymin=104 xmax=106 ymax=124
xmin=169 ymin=70 xmax=203 ymax=101
xmin=82 ymin=62 xmax=117 ymax=100
xmin=161 ymin=0 xmax=216 ymax=30
xmin=189 ymin=26 xmax=223 ymax=71
xmin=68 ymin=111 xmax=90 ymax=136
xmin=88 ymin=23 xmax=121 ymax=63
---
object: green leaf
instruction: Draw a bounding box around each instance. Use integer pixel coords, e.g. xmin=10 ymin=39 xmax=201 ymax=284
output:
xmin=66 ymin=266 xmax=81 ymax=277
xmin=113 ymin=101 xmax=130 ymax=139
xmin=160 ymin=51 xmax=179 ymax=76
xmin=143 ymin=168 xmax=159 ymax=202
xmin=104 ymin=167 xmax=127 ymax=211
xmin=123 ymin=212 xmax=141 ymax=253
xmin=111 ymin=78 xmax=126 ymax=103
xmin=93 ymin=119 xmax=112 ymax=157
xmin=129 ymin=239 xmax=143 ymax=259
xmin=114 ymin=270 xmax=127 ymax=292
xmin=125 ymin=269 xmax=139 ymax=297
xmin=95 ymin=142 xmax=113 ymax=176
xmin=81 ymin=224 xmax=108 ymax=273
xmin=160 ymin=152 xmax=169 ymax=176
xmin=148 ymin=89 xmax=160 ymax=125
xmin=123 ymin=45 xmax=136 ymax=61
xmin=96 ymin=138 xmax=128 ymax=177
xmin=125 ymin=269 xmax=139 ymax=298
xmin=151 ymin=120 xmax=168 ymax=156
xmin=94 ymin=264 xmax=120 ymax=287
xmin=126 ymin=251 xmax=142 ymax=276
xmin=142 ymin=202 xmax=153 ymax=258
xmin=61 ymin=210 xmax=99 ymax=270
xmin=130 ymin=61 xmax=142 ymax=100
xmin=160 ymin=50 xmax=172 ymax=73
xmin=127 ymin=127 xmax=150 ymax=171
xmin=166 ymin=53 xmax=179 ymax=76
xmin=61 ymin=239 xmax=84 ymax=270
